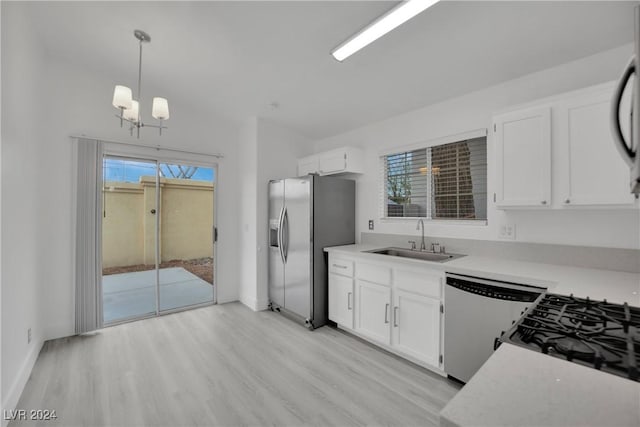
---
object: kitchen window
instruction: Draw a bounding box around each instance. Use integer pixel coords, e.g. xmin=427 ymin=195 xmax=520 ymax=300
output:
xmin=381 ymin=135 xmax=487 ymax=220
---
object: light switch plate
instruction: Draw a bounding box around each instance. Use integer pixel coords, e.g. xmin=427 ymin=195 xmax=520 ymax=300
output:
xmin=499 ymin=223 xmax=516 ymax=240
xmin=368 ymin=220 xmax=374 ymax=230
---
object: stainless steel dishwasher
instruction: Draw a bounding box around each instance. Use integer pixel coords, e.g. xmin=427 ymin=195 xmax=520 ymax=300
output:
xmin=443 ymin=273 xmax=545 ymax=383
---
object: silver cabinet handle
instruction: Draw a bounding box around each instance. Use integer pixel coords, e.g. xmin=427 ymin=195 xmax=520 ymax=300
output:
xmin=384 ymin=303 xmax=390 ymax=323
xmin=394 ymin=306 xmax=399 ymax=327
xmin=347 ymin=292 xmax=352 ymax=310
xmin=332 ymin=264 xmax=348 ymax=269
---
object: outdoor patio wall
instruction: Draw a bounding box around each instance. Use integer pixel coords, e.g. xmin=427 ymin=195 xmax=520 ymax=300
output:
xmin=102 ymin=177 xmax=214 ymax=268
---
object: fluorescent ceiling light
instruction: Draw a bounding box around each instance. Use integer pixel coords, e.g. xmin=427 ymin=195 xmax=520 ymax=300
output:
xmin=331 ymin=0 xmax=440 ymax=62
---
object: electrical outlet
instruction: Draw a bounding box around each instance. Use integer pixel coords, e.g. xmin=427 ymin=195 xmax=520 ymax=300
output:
xmin=368 ymin=220 xmax=374 ymax=230
xmin=499 ymin=223 xmax=516 ymax=240
xmin=28 ymin=328 xmax=32 ymax=344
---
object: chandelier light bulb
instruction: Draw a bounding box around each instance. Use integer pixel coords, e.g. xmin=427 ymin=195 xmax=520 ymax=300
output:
xmin=152 ymin=97 xmax=170 ymax=120
xmin=123 ymin=100 xmax=139 ymax=123
xmin=112 ymin=85 xmax=133 ymax=109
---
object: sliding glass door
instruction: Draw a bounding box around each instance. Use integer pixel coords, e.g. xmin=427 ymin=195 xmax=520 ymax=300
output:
xmin=102 ymin=156 xmax=158 ymax=323
xmin=157 ymin=162 xmax=214 ymax=312
xmin=101 ymin=155 xmax=215 ymax=325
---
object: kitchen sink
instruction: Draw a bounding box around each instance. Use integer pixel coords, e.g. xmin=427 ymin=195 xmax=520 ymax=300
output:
xmin=365 ymin=247 xmax=465 ymax=263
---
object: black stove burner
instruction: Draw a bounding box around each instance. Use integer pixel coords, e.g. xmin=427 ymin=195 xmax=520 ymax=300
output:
xmin=499 ymin=293 xmax=640 ymax=382
xmin=555 ymin=337 xmax=596 ymax=359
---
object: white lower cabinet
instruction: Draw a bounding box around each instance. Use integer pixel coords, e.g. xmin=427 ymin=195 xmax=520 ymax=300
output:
xmin=327 ymin=253 xmax=444 ymax=372
xmin=328 ymin=273 xmax=353 ymax=328
xmin=392 ymin=290 xmax=440 ymax=367
xmin=354 ymin=279 xmax=391 ymax=345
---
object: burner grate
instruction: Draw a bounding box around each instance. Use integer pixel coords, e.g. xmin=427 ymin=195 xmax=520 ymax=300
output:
xmin=502 ymin=293 xmax=640 ymax=381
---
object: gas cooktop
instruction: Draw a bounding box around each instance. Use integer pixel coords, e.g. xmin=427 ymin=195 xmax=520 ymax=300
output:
xmin=499 ymin=293 xmax=640 ymax=381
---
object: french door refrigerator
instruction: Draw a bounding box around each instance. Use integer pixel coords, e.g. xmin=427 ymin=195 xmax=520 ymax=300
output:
xmin=268 ymin=175 xmax=355 ymax=329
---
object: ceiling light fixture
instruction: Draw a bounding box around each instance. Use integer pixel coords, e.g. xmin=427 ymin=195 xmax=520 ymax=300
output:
xmin=112 ymin=30 xmax=169 ymax=138
xmin=331 ymin=0 xmax=439 ymax=62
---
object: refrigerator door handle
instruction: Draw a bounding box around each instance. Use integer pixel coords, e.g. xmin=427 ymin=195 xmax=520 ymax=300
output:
xmin=282 ymin=207 xmax=289 ymax=263
xmin=277 ymin=206 xmax=285 ymax=264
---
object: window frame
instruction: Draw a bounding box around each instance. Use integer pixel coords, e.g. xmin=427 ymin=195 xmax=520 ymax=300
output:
xmin=379 ymin=129 xmax=488 ymax=224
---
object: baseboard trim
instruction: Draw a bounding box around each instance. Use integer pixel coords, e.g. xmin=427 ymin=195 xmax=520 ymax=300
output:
xmin=239 ymin=295 xmax=269 ymax=312
xmin=1 ymin=339 xmax=44 ymax=427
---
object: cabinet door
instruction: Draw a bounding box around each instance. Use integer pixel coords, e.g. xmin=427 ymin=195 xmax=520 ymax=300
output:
xmin=298 ymin=155 xmax=318 ymax=176
xmin=328 ymin=273 xmax=354 ymax=329
xmin=557 ymin=88 xmax=636 ymax=206
xmin=494 ymin=106 xmax=551 ymax=208
xmin=392 ymin=290 xmax=440 ymax=367
xmin=318 ymin=150 xmax=347 ymax=175
xmin=355 ymin=280 xmax=391 ymax=345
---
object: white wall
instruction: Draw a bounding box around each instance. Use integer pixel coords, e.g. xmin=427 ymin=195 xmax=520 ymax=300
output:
xmin=237 ymin=118 xmax=258 ymax=309
xmin=312 ymin=44 xmax=640 ymax=250
xmin=1 ymin=2 xmax=242 ymax=413
xmin=1 ymin=3 xmax=47 ymax=416
xmin=237 ymin=117 xmax=311 ymax=310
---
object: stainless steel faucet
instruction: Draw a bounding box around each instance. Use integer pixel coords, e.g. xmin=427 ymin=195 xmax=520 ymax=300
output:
xmin=416 ymin=219 xmax=426 ymax=251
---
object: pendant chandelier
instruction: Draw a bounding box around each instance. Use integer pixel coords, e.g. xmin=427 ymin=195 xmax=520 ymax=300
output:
xmin=112 ymin=30 xmax=169 ymax=138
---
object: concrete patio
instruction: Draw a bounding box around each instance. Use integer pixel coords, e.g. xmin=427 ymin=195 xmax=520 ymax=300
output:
xmin=102 ymin=267 xmax=214 ymax=324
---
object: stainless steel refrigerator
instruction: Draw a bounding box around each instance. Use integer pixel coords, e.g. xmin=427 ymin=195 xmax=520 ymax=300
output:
xmin=268 ymin=175 xmax=355 ymax=329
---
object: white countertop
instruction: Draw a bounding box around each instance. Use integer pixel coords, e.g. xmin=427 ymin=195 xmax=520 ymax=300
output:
xmin=325 ymin=244 xmax=640 ymax=426
xmin=324 ymin=244 xmax=640 ymax=305
xmin=439 ymin=344 xmax=640 ymax=427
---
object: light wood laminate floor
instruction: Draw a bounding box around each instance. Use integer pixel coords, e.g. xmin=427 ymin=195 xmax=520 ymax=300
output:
xmin=13 ymin=302 xmax=461 ymax=426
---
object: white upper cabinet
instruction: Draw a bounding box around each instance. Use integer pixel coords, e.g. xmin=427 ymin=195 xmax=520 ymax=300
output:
xmin=297 ymin=146 xmax=364 ymax=176
xmin=493 ymin=81 xmax=638 ymax=210
xmin=297 ymin=156 xmax=319 ymax=176
xmin=556 ymin=86 xmax=636 ymax=207
xmin=494 ymin=105 xmax=552 ymax=208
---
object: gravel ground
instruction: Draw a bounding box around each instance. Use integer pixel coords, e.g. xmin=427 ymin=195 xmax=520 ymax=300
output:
xmin=103 ymin=257 xmax=213 ymax=284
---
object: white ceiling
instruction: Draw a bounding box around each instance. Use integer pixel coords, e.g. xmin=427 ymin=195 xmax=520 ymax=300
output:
xmin=20 ymin=1 xmax=636 ymax=139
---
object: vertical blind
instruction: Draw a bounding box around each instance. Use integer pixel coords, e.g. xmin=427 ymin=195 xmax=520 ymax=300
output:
xmin=74 ymin=138 xmax=104 ymax=334
xmin=382 ymin=137 xmax=487 ymax=220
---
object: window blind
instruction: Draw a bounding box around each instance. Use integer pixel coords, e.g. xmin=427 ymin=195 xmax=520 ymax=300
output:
xmin=74 ymin=138 xmax=104 ymax=334
xmin=382 ymin=136 xmax=487 ymax=220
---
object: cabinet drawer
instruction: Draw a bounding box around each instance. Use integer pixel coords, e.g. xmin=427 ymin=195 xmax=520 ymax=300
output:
xmin=357 ymin=262 xmax=391 ymax=286
xmin=329 ymin=258 xmax=354 ymax=277
xmin=394 ymin=268 xmax=442 ymax=298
